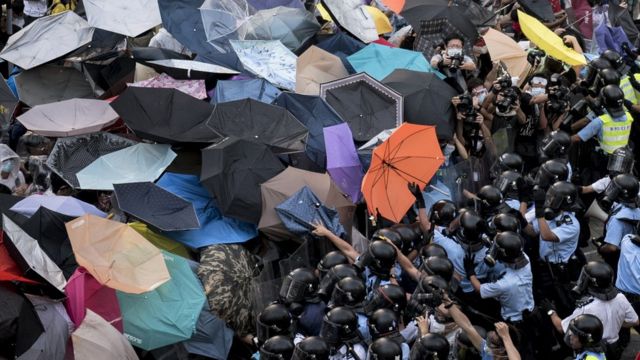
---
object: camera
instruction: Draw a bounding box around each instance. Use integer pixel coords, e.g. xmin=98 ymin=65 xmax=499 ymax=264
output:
xmin=456 ymin=94 xmax=477 ymax=124
xmin=449 ymin=53 xmax=464 ymax=73
xmin=545 ymin=85 xmax=570 ymax=114
xmin=527 ymin=49 xmax=546 ymax=66
xmin=495 ymin=87 xmax=518 ymax=114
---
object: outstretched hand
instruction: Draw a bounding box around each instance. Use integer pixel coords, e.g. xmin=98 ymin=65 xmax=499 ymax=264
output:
xmin=312 ymin=222 xmax=332 ymax=238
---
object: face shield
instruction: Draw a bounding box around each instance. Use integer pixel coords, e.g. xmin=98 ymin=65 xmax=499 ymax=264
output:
xmin=320 ymin=316 xmax=360 ymax=345
xmin=260 ymin=348 xmax=290 ymax=360
xmin=571 ymin=267 xmax=591 ymax=296
xmin=331 ymin=283 xmax=363 ymax=309
xmin=607 ymin=151 xmax=634 ymax=176
xmin=291 ymin=347 xmax=322 ymax=360
xmin=279 ymin=275 xmax=310 ymax=304
xmin=256 ymin=316 xmax=292 ymax=344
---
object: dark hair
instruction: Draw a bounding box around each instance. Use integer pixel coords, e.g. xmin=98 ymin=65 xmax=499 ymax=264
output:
xmin=467 ymin=77 xmax=484 ymax=90
xmin=445 ymin=33 xmax=464 ymax=46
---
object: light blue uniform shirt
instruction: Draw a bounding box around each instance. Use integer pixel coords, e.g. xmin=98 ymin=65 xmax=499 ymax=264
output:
xmin=604 ymin=203 xmax=640 ymax=248
xmin=533 ymin=212 xmax=580 ymax=263
xmin=357 ymin=313 xmax=370 ymax=342
xmin=616 ymin=235 xmax=640 ymax=295
xmin=453 ymin=247 xmax=506 ymax=293
xmin=479 ymin=255 xmax=535 ymax=321
xmin=505 ymin=198 xmax=521 ymax=211
xmin=431 ymin=226 xmax=465 ymax=275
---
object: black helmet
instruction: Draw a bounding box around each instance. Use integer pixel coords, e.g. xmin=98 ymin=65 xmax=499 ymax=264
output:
xmin=600 ymin=173 xmax=639 ymax=212
xmin=354 ymin=240 xmax=397 ymax=279
xmin=566 ymin=314 xmax=604 ymax=349
xmin=368 ymin=308 xmax=401 ymax=340
xmin=420 ymin=256 xmax=454 ymax=282
xmin=391 ymin=223 xmax=420 ymax=254
xmin=491 ymin=152 xmax=524 ymax=179
xmin=476 ymin=185 xmax=504 ymax=217
xmin=420 ymin=243 xmax=448 ymax=259
xmin=260 ymin=335 xmax=295 ymax=360
xmin=543 ymin=181 xmax=580 ymax=220
xmin=257 ymin=303 xmax=293 ymax=344
xmin=494 ymin=170 xmax=524 ymax=200
xmin=291 ymin=336 xmax=329 ymax=360
xmin=492 ymin=212 xmax=521 ymax=233
xmin=318 ymin=264 xmax=360 ymax=300
xmin=406 ymin=275 xmax=449 ymax=318
xmin=454 ymin=210 xmax=487 ymax=250
xmin=363 ymin=284 xmax=407 ymax=316
xmin=320 ymin=306 xmax=361 ymax=345
xmin=582 ymin=58 xmax=613 ymax=89
xmin=373 ymin=228 xmax=403 ymax=250
xmin=317 ymin=251 xmax=349 ymax=275
xmin=409 ymin=334 xmax=450 ymax=360
xmin=330 ymin=276 xmax=366 ymax=309
xmin=535 ymin=159 xmax=570 ymax=189
xmin=369 ymin=337 xmax=403 ymax=360
xmin=484 ymin=231 xmax=528 ymax=268
xmin=429 ymin=200 xmax=458 ymax=227
xmin=573 ymin=261 xmax=618 ymax=301
xmin=607 ymin=146 xmax=635 ymax=176
xmin=598 ymin=68 xmax=621 ymax=87
xmin=601 ymin=84 xmax=626 ymax=118
xmin=601 ymin=50 xmax=625 ymax=72
xmin=539 ymin=130 xmax=571 ymax=161
xmin=280 ymin=268 xmax=319 ymax=304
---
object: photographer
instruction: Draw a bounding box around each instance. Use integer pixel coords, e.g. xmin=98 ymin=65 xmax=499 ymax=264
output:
xmin=518 ymin=75 xmax=551 ymax=171
xmin=481 ymin=79 xmax=527 ymax=153
xmin=430 ymin=34 xmax=477 ymax=93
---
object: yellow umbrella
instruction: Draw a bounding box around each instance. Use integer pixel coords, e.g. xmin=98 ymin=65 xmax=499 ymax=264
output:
xmin=128 ymin=222 xmax=192 ymax=260
xmin=296 ymin=45 xmax=349 ymax=95
xmin=517 ymin=10 xmax=586 ymax=66
xmin=483 ymin=28 xmax=531 ymax=84
xmin=317 ymin=4 xmax=392 ymax=34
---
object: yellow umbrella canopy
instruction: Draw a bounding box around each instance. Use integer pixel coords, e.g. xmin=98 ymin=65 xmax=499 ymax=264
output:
xmin=517 ymin=10 xmax=586 ymax=66
xmin=483 ymin=28 xmax=531 ymax=84
xmin=66 ymin=214 xmax=171 ymax=294
xmin=128 ymin=221 xmax=192 ymax=260
xmin=296 ymin=45 xmax=349 ymax=96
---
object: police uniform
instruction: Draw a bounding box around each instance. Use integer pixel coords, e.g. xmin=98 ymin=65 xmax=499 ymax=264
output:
xmin=532 ymin=212 xmax=580 ymax=264
xmin=620 ymin=75 xmax=638 ymax=105
xmin=505 ymin=198 xmax=521 ymax=211
xmin=604 ymin=203 xmax=640 ymax=248
xmin=617 ymin=235 xmax=640 ymax=296
xmin=575 ymin=350 xmax=607 ymax=360
xmin=431 ymin=226 xmax=465 ymax=275
xmin=357 ymin=254 xmax=393 ymax=300
xmin=453 ymin=247 xmax=505 ymax=293
xmin=298 ymin=302 xmax=326 ymax=337
xmin=329 ymin=343 xmax=367 ymax=360
xmin=577 ymin=111 xmax=633 ymax=154
xmin=479 ymin=255 xmax=535 ymax=321
xmin=357 ymin=313 xmax=370 ymax=342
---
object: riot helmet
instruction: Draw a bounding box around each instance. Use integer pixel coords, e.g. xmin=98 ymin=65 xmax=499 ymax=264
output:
xmin=429 ymin=200 xmax=458 ymax=227
xmin=420 ymin=243 xmax=448 ymax=259
xmin=490 ymin=152 xmax=523 ymax=180
xmin=601 ymin=84 xmax=626 ymax=118
xmin=565 ymin=314 xmax=604 ymax=350
xmin=318 ymin=264 xmax=360 ymax=300
xmin=291 ymin=336 xmax=329 ymax=360
xmin=368 ymin=337 xmax=403 ymax=360
xmin=320 ymin=306 xmax=361 ymax=346
xmin=543 ymin=181 xmax=581 ymax=220
xmin=280 ymin=267 xmax=319 ymax=304
xmin=317 ymin=251 xmax=349 ymax=275
xmin=476 ymin=185 xmax=504 ymax=218
xmin=372 ymin=228 xmax=403 ymax=251
xmin=539 ymin=130 xmax=571 ymax=161
xmin=391 ymin=223 xmax=421 ymax=255
xmin=534 ymin=159 xmax=570 ymax=190
xmin=572 ymin=261 xmax=618 ymax=301
xmin=492 ymin=212 xmax=521 ymax=233
xmin=368 ymin=308 xmax=402 ymax=340
xmin=420 ymin=256 xmax=454 ymax=282
xmin=354 ymin=240 xmax=397 ymax=279
xmin=363 ymin=284 xmax=407 ymax=317
xmin=494 ymin=170 xmax=524 ymax=200
xmin=330 ymin=276 xmax=366 ymax=309
xmin=260 ymin=335 xmax=295 ymax=360
xmin=600 ymin=173 xmax=639 ymax=212
xmin=256 ymin=303 xmax=293 ymax=344
xmin=409 ymin=333 xmax=450 ymax=360
xmin=484 ymin=231 xmax=528 ymax=268
xmin=607 ymin=146 xmax=635 ymax=177
xmin=454 ymin=210 xmax=488 ymax=251
xmin=601 ymin=50 xmax=625 ymax=72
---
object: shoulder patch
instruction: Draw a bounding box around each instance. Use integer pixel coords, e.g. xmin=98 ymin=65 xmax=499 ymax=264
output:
xmin=560 ymin=215 xmax=573 ymax=226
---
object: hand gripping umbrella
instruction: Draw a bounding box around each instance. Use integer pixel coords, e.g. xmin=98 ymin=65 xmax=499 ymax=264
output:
xmin=275 ymin=186 xmax=346 ymax=238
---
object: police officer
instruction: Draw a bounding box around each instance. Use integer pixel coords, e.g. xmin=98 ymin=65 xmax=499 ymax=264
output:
xmin=318 ymin=264 xmax=360 ymax=303
xmin=363 ymin=284 xmax=407 ymax=318
xmin=320 ymin=307 xmax=367 ymax=360
xmin=562 ymin=314 xmax=607 ymax=360
xmin=292 ymin=336 xmax=330 ymax=360
xmin=368 ymin=308 xmax=410 ymax=359
xmin=600 ymin=50 xmax=639 ymax=110
xmin=539 ymin=130 xmax=573 ymax=178
xmin=616 ymin=231 xmax=640 ymax=349
xmin=280 ymin=268 xmax=325 ymax=337
xmin=329 ymin=277 xmax=369 ymax=342
xmin=581 ymin=146 xmax=635 ymax=196
xmin=494 ymin=170 xmax=526 ymax=211
xmin=317 ymin=251 xmax=349 ymax=277
xmin=409 ymin=333 xmax=450 ymax=360
xmin=490 ymin=152 xmax=524 ymax=181
xmin=425 ymin=200 xmax=464 ymax=277
xmin=259 ymin=335 xmax=295 ymax=360
xmin=475 ymin=185 xmax=506 ymax=223
xmin=255 ymin=303 xmax=293 ymax=346
xmin=368 ymin=337 xmax=403 ymax=360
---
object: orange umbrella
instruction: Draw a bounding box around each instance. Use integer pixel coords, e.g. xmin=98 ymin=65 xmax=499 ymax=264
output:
xmin=381 ymin=0 xmax=404 ymax=13
xmin=361 ymin=123 xmax=444 ymax=223
xmin=65 ymin=214 xmax=171 ymax=294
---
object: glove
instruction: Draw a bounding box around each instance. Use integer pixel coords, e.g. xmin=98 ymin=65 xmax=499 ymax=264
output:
xmin=408 ymin=182 xmax=426 ymax=208
xmin=463 ymin=254 xmax=476 ymax=277
xmin=533 ymin=187 xmax=546 ymax=219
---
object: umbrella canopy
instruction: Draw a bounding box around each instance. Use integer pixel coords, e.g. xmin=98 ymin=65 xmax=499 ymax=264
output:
xmin=197 ymin=244 xmax=256 ymax=336
xmin=128 ymin=73 xmax=207 ymax=100
xmin=0 ymin=284 xmax=43 ymax=359
xmin=362 ymin=124 xmax=444 ymax=222
xmin=199 ymin=0 xmax=252 ymax=43
xmin=518 ymin=0 xmax=554 ymax=22
xmin=382 ymin=69 xmax=457 ymax=140
xmin=145 ymin=59 xmax=239 ymax=80
xmin=230 ymin=40 xmax=297 ymax=90
xmin=275 ymin=186 xmax=346 ymax=237
xmin=131 ymin=47 xmax=190 ymax=65
xmin=272 ymin=93 xmax=344 ymax=170
xmin=65 ymin=214 xmax=171 ymax=294
xmin=111 ymin=87 xmax=222 ymax=144
xmin=82 ymin=54 xmax=136 ymax=100
xmin=200 ymin=137 xmax=285 ymax=224
xmin=347 ymin=43 xmax=438 ymax=81
xmin=211 ymin=78 xmax=281 ymax=104
xmin=518 ymin=10 xmax=587 ymax=66
xmin=46 ymin=132 xmax=137 ymax=188
xmin=18 ymin=295 xmax=73 ymax=360
xmin=129 ymin=222 xmax=192 ymax=259
xmin=15 ymin=65 xmax=95 ymax=107
xmin=244 ymin=6 xmax=320 ymax=52
xmin=17 ymin=99 xmax=119 ymax=137
xmin=365 ymin=5 xmax=394 ymax=34
xmin=84 ymin=0 xmax=162 ymax=37
xmin=0 ymin=77 xmax=17 ymax=128
xmin=156 ymin=172 xmax=258 ymax=248
xmin=184 ymin=306 xmax=234 ymax=360
xmin=296 ymin=45 xmax=348 ymax=95
xmin=10 ymin=195 xmax=106 ymax=218
xmin=117 ymin=251 xmax=205 ymax=351
xmin=65 ymin=267 xmax=123 ymax=333
xmin=483 ymin=28 xmax=531 ymax=84
xmin=0 ymin=11 xmax=94 ymax=70
xmin=114 ymin=182 xmax=200 ymax=232
xmin=320 ymin=72 xmax=403 ymax=143
xmin=72 ymin=310 xmax=138 ymax=360
xmin=320 ymin=0 xmax=378 ymax=43
xmin=75 ymin=144 xmax=176 ymax=191
xmin=0 ymin=232 xmax=39 ymax=285
xmin=324 ymin=123 xmax=364 ymax=203
xmin=259 ymin=167 xmax=355 ymax=240
xmin=248 ymin=0 xmax=304 ymax=10
xmin=316 ymin=32 xmax=366 ymax=57
xmin=207 ymin=98 xmax=308 ymax=154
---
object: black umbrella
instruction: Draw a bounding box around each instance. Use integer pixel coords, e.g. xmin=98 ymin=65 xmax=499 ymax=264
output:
xmin=131 ymin=47 xmax=190 ymax=66
xmin=143 ymin=59 xmax=239 ymax=81
xmin=113 ymin=182 xmax=200 ymax=231
xmin=0 ymin=284 xmax=44 ymax=359
xmin=413 ymin=14 xmax=478 ymax=62
xmin=14 ymin=65 xmax=95 ymax=107
xmin=111 ymin=87 xmax=223 ymax=144
xmin=319 ymin=72 xmax=403 ymax=143
xmin=518 ymin=0 xmax=555 ymax=23
xmin=451 ymin=0 xmax=496 ymax=26
xmin=382 ymin=69 xmax=458 ymax=140
xmin=200 ymin=137 xmax=285 ymax=224
xmin=83 ymin=55 xmax=136 ymax=99
xmin=316 ymin=32 xmax=365 ymax=73
xmin=207 ymin=98 xmax=309 ymax=154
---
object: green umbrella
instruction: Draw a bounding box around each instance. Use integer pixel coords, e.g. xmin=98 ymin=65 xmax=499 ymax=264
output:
xmin=116 ymin=251 xmax=205 ymax=351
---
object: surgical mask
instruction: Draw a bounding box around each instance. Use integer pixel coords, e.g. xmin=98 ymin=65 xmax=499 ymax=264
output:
xmin=428 ymin=315 xmax=446 ymax=334
xmin=1 ymin=161 xmax=14 ymax=173
xmin=529 ymin=87 xmax=546 ymax=97
xmin=447 ymin=48 xmax=462 ymax=57
xmin=477 ymin=91 xmax=487 ymax=104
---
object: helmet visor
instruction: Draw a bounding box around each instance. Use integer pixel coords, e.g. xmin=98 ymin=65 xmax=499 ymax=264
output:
xmin=607 ymin=152 xmax=634 ymax=174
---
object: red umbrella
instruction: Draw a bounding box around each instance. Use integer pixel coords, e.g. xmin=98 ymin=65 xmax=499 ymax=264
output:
xmin=0 ymin=232 xmax=39 ymax=284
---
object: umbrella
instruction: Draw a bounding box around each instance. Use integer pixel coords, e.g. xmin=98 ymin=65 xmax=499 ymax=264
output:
xmin=272 ymin=92 xmax=344 ymax=170
xmin=320 ymin=0 xmax=378 ymax=43
xmin=275 ymin=186 xmax=346 ymax=237
xmin=0 ymin=11 xmax=94 ymax=70
xmin=365 ymin=5 xmax=394 ymax=34
xmin=295 ymin=45 xmax=349 ymax=95
xmin=17 ymin=99 xmax=119 ymax=137
xmin=211 ymin=78 xmax=281 ymax=104
xmin=65 ymin=214 xmax=171 ymax=294
xmin=380 ymin=0 xmax=404 ymax=13
xmin=316 ymin=32 xmax=366 ymax=73
xmin=0 ymin=77 xmax=17 ymax=129
xmin=0 ymin=232 xmax=39 ymax=284
xmin=362 ymin=123 xmax=444 ymax=222
xmin=358 ymin=128 xmax=396 ymax=170
xmin=128 ymin=73 xmax=207 ymax=100
xmin=131 ymin=47 xmax=190 ymax=65
xmin=111 ymin=87 xmax=222 ymax=144
xmin=197 ymin=244 xmax=256 ymax=336
xmin=129 ymin=222 xmax=192 ymax=259
xmin=200 ymin=137 xmax=285 ymax=224
xmin=450 ymin=0 xmax=496 ymax=26
xmin=347 ymin=43 xmax=439 ymax=81
xmin=183 ymin=305 xmax=234 ymax=360
xmin=156 ymin=172 xmax=258 ymax=248
xmin=207 ymin=98 xmax=309 ymax=154
xmin=113 ymin=182 xmax=199 ymax=232
xmin=46 ymin=132 xmax=137 ymax=188
xmin=82 ymin=53 xmax=136 ymax=99
xmin=412 ymin=11 xmax=478 ymax=61
xmin=75 ymin=144 xmax=176 ymax=191
xmin=243 ymin=6 xmax=320 ymax=52
xmin=518 ymin=0 xmax=555 ymax=23
xmin=10 ymin=195 xmax=106 ymax=218
xmin=144 ymin=59 xmax=239 ymax=80
xmin=382 ymin=69 xmax=457 ymax=139
xmin=84 ymin=0 xmax=162 ymax=37
xmin=517 ymin=10 xmax=587 ymax=66
xmin=259 ymin=167 xmax=355 ymax=240
xmin=18 ymin=295 xmax=73 ymax=360
xmin=320 ymin=72 xmax=404 ymax=143
xmin=199 ymin=0 xmax=252 ymax=42
xmin=14 ymin=65 xmax=95 ymax=107
xmin=482 ymin=28 xmax=532 ymax=84
xmin=65 ymin=267 xmax=123 ymax=333
xmin=324 ymin=123 xmax=364 ymax=203
xmin=248 ymin=0 xmax=304 ymax=10
xmin=72 ymin=310 xmax=138 ymax=360
xmin=0 ymin=284 xmax=43 ymax=359
xmin=230 ymin=40 xmax=297 ymax=90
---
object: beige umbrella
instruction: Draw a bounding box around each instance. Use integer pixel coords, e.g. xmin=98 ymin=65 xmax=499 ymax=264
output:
xmin=296 ymin=46 xmax=348 ymax=96
xmin=483 ymin=28 xmax=532 ymax=85
xmin=72 ymin=310 xmax=138 ymax=360
xmin=65 ymin=214 xmax=170 ymax=294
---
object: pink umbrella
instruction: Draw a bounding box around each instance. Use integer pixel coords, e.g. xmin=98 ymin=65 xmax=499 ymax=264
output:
xmin=128 ymin=73 xmax=207 ymax=99
xmin=64 ymin=267 xmax=123 ymax=333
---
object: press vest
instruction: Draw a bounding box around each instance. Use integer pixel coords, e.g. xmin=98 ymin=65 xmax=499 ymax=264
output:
xmin=600 ymin=112 xmax=633 ymax=154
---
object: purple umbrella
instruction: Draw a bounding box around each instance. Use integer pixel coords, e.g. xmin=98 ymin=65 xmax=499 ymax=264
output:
xmin=10 ymin=195 xmax=107 ymax=218
xmin=323 ymin=123 xmax=363 ymax=203
xmin=247 ymin=0 xmax=304 ymax=10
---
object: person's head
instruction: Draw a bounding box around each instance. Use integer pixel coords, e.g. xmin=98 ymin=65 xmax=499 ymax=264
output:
xmin=317 ymin=251 xmax=349 ymax=277
xmin=601 ymin=84 xmax=626 ymax=119
xmin=317 ymin=264 xmax=359 ymax=300
xmin=476 ymin=185 xmax=504 ymax=218
xmin=369 ymin=337 xmax=402 ymax=360
xmin=260 ymin=335 xmax=295 ymax=360
xmin=607 ymin=146 xmax=634 ymax=178
xmin=539 ymin=130 xmax=571 ymax=162
xmin=484 ymin=231 xmax=528 ymax=268
xmin=420 ymin=243 xmax=448 ymax=259
xmin=445 ymin=33 xmax=464 ymax=50
xmin=320 ymin=306 xmax=361 ymax=347
xmin=363 ymin=284 xmax=407 ymax=317
xmin=429 ymin=200 xmax=457 ymax=227
xmin=484 ymin=329 xmax=508 ymax=358
xmin=330 ymin=276 xmax=366 ymax=310
xmin=390 ymin=223 xmax=420 ymax=255
xmin=420 ymin=256 xmax=454 ymax=282
xmin=490 ymin=153 xmax=523 ymax=180
xmin=372 ymin=228 xmax=404 ymax=254
xmin=409 ymin=333 xmax=450 ymax=360
xmin=454 ymin=209 xmax=487 ymax=250
xmin=565 ymin=314 xmax=604 ymax=351
xmin=600 ymin=173 xmax=639 ymax=212
xmin=354 ymin=240 xmax=397 ymax=279
xmin=368 ymin=308 xmax=401 ymax=340
xmin=292 ymin=336 xmax=329 ymax=360
xmin=572 ymin=261 xmax=618 ymax=300
xmin=493 ymin=170 xmax=524 ymax=201
xmin=256 ymin=303 xmax=293 ymax=345
xmin=534 ymin=159 xmax=569 ymax=190
xmin=279 ymin=267 xmax=319 ymax=304
xmin=468 ymin=78 xmax=487 ymax=103
xmin=543 ymin=181 xmax=580 ymax=220
xmin=0 ymin=160 xmax=14 ymax=179
xmin=407 ymin=275 xmax=449 ymax=318
xmin=527 ymin=75 xmax=548 ymax=97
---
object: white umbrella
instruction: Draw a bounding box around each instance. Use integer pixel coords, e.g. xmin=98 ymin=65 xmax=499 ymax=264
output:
xmin=84 ymin=0 xmax=162 ymax=37
xmin=320 ymin=0 xmax=378 ymax=43
xmin=230 ymin=40 xmax=296 ymax=90
xmin=72 ymin=310 xmax=138 ymax=360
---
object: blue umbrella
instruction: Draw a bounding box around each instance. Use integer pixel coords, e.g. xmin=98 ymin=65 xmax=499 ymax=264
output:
xmin=347 ymin=43 xmax=443 ymax=81
xmin=211 ymin=78 xmax=281 ymax=104
xmin=155 ymin=172 xmax=257 ymax=249
xmin=316 ymin=32 xmax=366 ymax=73
xmin=275 ymin=186 xmax=345 ymax=238
xmin=247 ymin=0 xmax=304 ymax=10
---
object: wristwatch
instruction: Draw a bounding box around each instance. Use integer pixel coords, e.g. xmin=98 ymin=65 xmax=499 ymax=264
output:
xmin=547 ymin=309 xmax=556 ymax=317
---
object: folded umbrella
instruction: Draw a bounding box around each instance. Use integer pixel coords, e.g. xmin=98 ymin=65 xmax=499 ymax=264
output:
xmin=482 ymin=28 xmax=531 ymax=84
xmin=72 ymin=310 xmax=138 ymax=360
xmin=113 ymin=182 xmax=199 ymax=231
xmin=65 ymin=214 xmax=171 ymax=294
xmin=0 ymin=76 xmax=18 ymax=129
xmin=75 ymin=144 xmax=176 ymax=191
xmin=18 ymin=295 xmax=73 ymax=360
xmin=211 ymin=78 xmax=281 ymax=104
xmin=320 ymin=0 xmax=378 ymax=43
xmin=324 ymin=123 xmax=364 ymax=203
xmin=15 ymin=65 xmax=95 ymax=107
xmin=199 ymin=0 xmax=252 ymax=42
xmin=0 ymin=284 xmax=44 ymax=359
xmin=117 ymin=251 xmax=205 ymax=350
xmin=129 ymin=222 xmax=192 ymax=259
xmin=128 ymin=73 xmax=207 ymax=100
xmin=84 ymin=0 xmax=162 ymax=37
xmin=10 ymin=195 xmax=106 ymax=218
xmin=362 ymin=123 xmax=444 ymax=222
xmin=244 ymin=6 xmax=320 ymax=52
xmin=230 ymin=40 xmax=297 ymax=90
xmin=145 ymin=59 xmax=239 ymax=80
xmin=0 ymin=11 xmax=94 ymax=70
xmin=320 ymin=72 xmax=403 ymax=143
xmin=17 ymin=99 xmax=119 ymax=137
xmin=275 ymin=186 xmax=346 ymax=237
xmin=296 ymin=45 xmax=349 ymax=95
xmin=347 ymin=43 xmax=439 ymax=81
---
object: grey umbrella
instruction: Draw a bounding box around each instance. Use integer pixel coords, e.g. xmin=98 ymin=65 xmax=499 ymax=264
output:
xmin=84 ymin=0 xmax=162 ymax=37
xmin=243 ymin=6 xmax=320 ymax=53
xmin=14 ymin=65 xmax=95 ymax=107
xmin=17 ymin=295 xmax=73 ymax=360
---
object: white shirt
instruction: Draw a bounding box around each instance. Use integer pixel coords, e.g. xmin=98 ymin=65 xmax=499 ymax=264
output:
xmin=24 ymin=0 xmax=48 ymax=18
xmin=590 ymin=176 xmax=640 ymax=196
xmin=330 ymin=344 xmax=367 ymax=360
xmin=561 ymin=294 xmax=638 ymax=343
